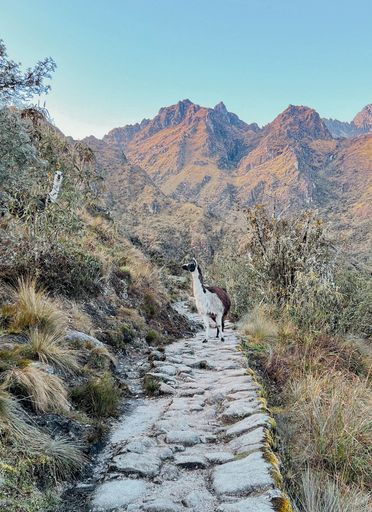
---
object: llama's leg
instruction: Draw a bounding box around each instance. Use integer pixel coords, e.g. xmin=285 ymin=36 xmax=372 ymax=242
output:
xmin=216 ymin=325 xmax=220 ymax=338
xmin=216 ymin=313 xmax=224 ymax=341
xmin=202 ymin=315 xmax=210 ymax=343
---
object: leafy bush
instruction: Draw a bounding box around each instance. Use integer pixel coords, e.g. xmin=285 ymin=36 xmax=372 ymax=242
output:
xmin=212 ymin=206 xmax=371 ymax=335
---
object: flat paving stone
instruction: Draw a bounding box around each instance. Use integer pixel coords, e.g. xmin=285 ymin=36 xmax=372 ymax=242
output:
xmin=174 ymin=454 xmax=208 ymax=469
xmin=178 ymin=388 xmax=205 ymax=397
xmin=125 ymin=436 xmax=157 ymax=454
xmin=205 ymin=451 xmax=235 ymax=464
xmin=222 ymin=400 xmax=261 ymax=421
xmin=212 ymin=452 xmax=273 ymax=496
xmin=217 ymin=496 xmax=274 ymax=512
xmin=228 ymin=427 xmax=266 ymax=453
xmin=182 ymin=490 xmax=214 ymax=508
xmin=91 ymin=479 xmax=147 ymax=510
xmin=165 ymin=430 xmax=202 ymax=446
xmin=143 ymin=498 xmax=183 ymax=512
xmin=225 ymin=413 xmax=269 ymax=438
xmin=111 ymin=452 xmax=161 ymax=477
xmin=160 ymin=383 xmax=176 ymax=394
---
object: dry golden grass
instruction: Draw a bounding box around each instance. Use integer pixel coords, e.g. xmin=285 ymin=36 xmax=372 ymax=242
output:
xmin=24 ymin=328 xmax=79 ymax=374
xmin=3 ymin=364 xmax=69 ymax=413
xmin=289 ymin=371 xmax=372 ymax=487
xmin=295 ymin=469 xmax=371 ymax=512
xmin=6 ymin=277 xmax=66 ymax=333
xmin=240 ymin=305 xmax=278 ymax=341
xmin=0 ymin=386 xmax=41 ymax=441
xmin=65 ymin=301 xmax=94 ymax=334
xmin=86 ymin=343 xmax=117 ymax=366
xmin=36 ymin=435 xmax=86 ymax=479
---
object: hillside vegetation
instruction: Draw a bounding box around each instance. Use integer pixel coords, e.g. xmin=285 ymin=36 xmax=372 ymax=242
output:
xmin=1 ymin=39 xmax=371 ymax=512
xmin=210 ymin=206 xmax=371 ymax=511
xmin=0 ymin=41 xmax=189 ymax=511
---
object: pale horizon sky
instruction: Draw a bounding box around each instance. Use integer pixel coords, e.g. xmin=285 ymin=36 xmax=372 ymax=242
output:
xmin=1 ymin=0 xmax=371 ymax=139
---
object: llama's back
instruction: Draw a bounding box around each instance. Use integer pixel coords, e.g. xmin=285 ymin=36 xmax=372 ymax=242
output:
xmin=205 ymin=286 xmax=231 ymax=317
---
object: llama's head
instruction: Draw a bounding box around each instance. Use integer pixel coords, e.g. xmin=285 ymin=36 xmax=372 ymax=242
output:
xmin=182 ymin=258 xmax=197 ymax=273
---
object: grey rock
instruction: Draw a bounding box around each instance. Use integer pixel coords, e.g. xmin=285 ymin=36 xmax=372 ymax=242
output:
xmin=174 ymin=454 xmax=207 ymax=469
xmin=125 ymin=436 xmax=156 ymax=454
xmin=160 ymin=464 xmax=180 ymax=480
xmin=179 ymin=388 xmax=205 ymax=397
xmin=222 ymin=401 xmax=260 ymax=421
xmin=205 ymin=451 xmax=234 ymax=464
xmin=182 ymin=490 xmax=214 ymax=508
xmin=217 ymin=496 xmax=274 ymax=511
xmin=143 ymin=498 xmax=183 ymax=511
xmin=225 ymin=414 xmax=269 ymax=438
xmin=226 ymin=391 xmax=258 ymax=401
xmin=146 ymin=372 xmax=177 ymax=384
xmin=228 ymin=427 xmax=265 ymax=453
xmin=156 ymin=447 xmax=174 ymax=460
xmin=91 ymin=479 xmax=147 ymax=510
xmin=212 ymin=452 xmax=272 ymax=496
xmin=159 ymin=383 xmax=176 ymax=395
xmin=149 ymin=350 xmax=166 ymax=361
xmin=111 ymin=452 xmax=161 ymax=477
xmin=165 ymin=430 xmax=201 ymax=446
xmin=156 ymin=365 xmax=177 ymax=376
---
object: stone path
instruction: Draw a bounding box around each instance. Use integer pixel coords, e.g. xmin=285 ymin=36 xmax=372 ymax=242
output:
xmin=89 ymin=304 xmax=282 ymax=512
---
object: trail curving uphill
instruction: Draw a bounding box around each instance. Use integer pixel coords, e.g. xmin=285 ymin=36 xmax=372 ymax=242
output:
xmin=85 ymin=303 xmax=285 ymax=512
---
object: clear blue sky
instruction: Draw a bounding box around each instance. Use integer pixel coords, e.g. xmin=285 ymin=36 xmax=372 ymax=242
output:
xmin=1 ymin=0 xmax=371 ymax=138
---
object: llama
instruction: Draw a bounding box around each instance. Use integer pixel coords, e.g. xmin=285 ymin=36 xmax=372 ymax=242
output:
xmin=182 ymin=258 xmax=231 ymax=342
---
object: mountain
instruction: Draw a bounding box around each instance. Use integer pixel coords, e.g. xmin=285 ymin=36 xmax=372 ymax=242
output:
xmin=82 ymin=134 xmax=232 ymax=264
xmin=87 ymin=100 xmax=371 ymax=266
xmin=323 ymin=104 xmax=372 ymax=138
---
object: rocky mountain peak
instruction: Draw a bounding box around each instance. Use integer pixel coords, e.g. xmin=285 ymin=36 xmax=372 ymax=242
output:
xmin=267 ymin=105 xmax=332 ymax=141
xmin=353 ymin=103 xmax=372 ymax=130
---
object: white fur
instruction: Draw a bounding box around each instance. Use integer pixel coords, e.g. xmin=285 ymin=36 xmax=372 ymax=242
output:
xmin=190 ymin=266 xmax=225 ymax=341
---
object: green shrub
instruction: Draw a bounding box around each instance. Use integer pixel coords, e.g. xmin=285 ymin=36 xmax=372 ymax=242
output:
xmin=0 ymin=238 xmax=103 ymax=298
xmin=143 ymin=375 xmax=160 ymax=395
xmin=143 ymin=290 xmax=157 ymax=318
xmin=70 ymin=372 xmax=121 ymax=418
xmin=145 ymin=329 xmax=160 ymax=344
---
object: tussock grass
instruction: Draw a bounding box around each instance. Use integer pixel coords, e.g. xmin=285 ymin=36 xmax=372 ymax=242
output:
xmin=240 ymin=306 xmax=278 ymax=341
xmin=36 ymin=435 xmax=86 ymax=480
xmin=23 ymin=328 xmax=78 ymax=374
xmin=289 ymin=372 xmax=371 ymax=486
xmin=70 ymin=372 xmax=121 ymax=418
xmin=6 ymin=277 xmax=66 ymax=333
xmin=3 ymin=364 xmax=70 ymax=413
xmin=87 ymin=344 xmax=117 ymax=366
xmin=295 ymin=469 xmax=371 ymax=512
xmin=0 ymin=386 xmax=41 ymax=441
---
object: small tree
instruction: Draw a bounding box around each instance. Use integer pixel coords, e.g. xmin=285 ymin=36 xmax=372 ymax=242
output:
xmin=243 ymin=205 xmax=334 ymax=306
xmin=0 ymin=39 xmax=56 ymax=105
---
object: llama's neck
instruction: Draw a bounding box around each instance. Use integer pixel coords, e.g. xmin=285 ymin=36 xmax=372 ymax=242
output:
xmin=192 ymin=266 xmax=206 ymax=300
